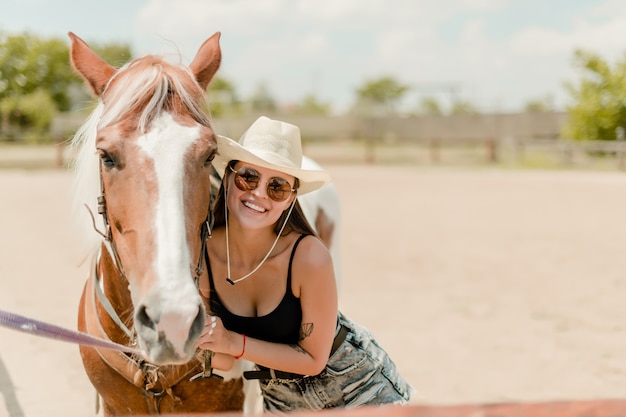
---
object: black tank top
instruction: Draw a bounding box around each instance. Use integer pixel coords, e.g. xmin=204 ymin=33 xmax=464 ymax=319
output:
xmin=206 ymin=234 xmax=307 ymax=345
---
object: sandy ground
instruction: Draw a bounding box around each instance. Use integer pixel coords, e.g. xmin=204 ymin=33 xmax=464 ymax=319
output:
xmin=2 ymin=155 xmax=626 ymax=416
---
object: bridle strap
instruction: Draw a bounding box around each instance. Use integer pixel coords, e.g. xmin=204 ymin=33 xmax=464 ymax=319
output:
xmin=195 ymin=215 xmax=211 ymax=286
xmin=85 ymin=254 xmax=208 ymax=403
xmin=95 ymin=160 xmax=211 ymax=286
xmin=84 ymin=162 xmax=217 ymax=411
xmin=95 ymin=164 xmax=127 ymax=276
xmin=93 ymin=249 xmax=135 ymax=340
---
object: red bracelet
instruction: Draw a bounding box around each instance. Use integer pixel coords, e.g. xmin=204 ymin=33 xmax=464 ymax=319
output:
xmin=234 ymin=334 xmax=246 ymax=359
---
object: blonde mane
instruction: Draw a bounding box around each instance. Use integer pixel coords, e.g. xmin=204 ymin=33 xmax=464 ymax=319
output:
xmin=69 ymin=55 xmax=213 ymax=253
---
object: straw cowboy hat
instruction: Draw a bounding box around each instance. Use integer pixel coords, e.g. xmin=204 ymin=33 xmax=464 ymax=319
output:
xmin=214 ymin=116 xmax=331 ymax=195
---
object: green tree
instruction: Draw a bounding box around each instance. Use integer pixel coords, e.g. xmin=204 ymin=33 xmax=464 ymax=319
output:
xmin=0 ymin=33 xmax=74 ymax=111
xmin=524 ymin=95 xmax=554 ymax=112
xmin=249 ymin=82 xmax=277 ymax=113
xmin=450 ymin=100 xmax=479 ymax=115
xmin=0 ymin=32 xmax=131 ymax=133
xmin=418 ymin=97 xmax=443 ymax=115
xmin=562 ymin=49 xmax=626 ymax=140
xmin=207 ymin=76 xmax=241 ymax=117
xmin=0 ymin=89 xmax=56 ymax=129
xmin=354 ymin=76 xmax=409 ymax=115
xmin=292 ymin=94 xmax=330 ymax=116
xmin=94 ymin=42 xmax=133 ymax=68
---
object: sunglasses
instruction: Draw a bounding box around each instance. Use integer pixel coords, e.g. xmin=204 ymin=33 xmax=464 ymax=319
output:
xmin=229 ymin=164 xmax=296 ymax=202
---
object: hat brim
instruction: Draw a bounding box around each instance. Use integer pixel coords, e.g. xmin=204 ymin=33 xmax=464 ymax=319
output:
xmin=213 ymin=135 xmax=331 ymax=195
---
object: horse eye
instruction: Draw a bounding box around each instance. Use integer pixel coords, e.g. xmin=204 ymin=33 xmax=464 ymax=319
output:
xmin=97 ymin=149 xmax=116 ymax=168
xmin=204 ymin=151 xmax=216 ymax=166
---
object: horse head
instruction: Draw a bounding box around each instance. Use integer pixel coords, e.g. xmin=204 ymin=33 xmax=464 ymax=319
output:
xmin=69 ymin=32 xmax=221 ymax=365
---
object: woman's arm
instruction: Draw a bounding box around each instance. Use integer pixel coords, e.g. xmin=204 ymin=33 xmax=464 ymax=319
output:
xmin=199 ymin=237 xmax=339 ymax=376
xmin=209 ymin=352 xmax=235 ymax=371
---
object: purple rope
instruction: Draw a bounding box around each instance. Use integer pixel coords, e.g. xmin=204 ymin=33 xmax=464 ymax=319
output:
xmin=0 ymin=308 xmax=142 ymax=355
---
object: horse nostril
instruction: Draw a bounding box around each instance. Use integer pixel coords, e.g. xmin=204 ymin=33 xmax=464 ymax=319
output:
xmin=136 ymin=305 xmax=157 ymax=331
xmin=189 ymin=307 xmax=205 ymax=340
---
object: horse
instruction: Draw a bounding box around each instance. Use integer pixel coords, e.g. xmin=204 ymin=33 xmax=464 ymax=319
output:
xmin=298 ymin=156 xmax=342 ymax=290
xmin=69 ymin=31 xmax=342 ymax=415
xmin=69 ymin=31 xmax=248 ymax=415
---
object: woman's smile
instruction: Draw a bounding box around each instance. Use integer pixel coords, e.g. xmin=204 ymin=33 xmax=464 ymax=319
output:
xmin=243 ymin=200 xmax=267 ymax=213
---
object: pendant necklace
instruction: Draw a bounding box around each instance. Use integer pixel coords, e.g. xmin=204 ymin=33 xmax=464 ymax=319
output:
xmin=225 ymin=194 xmax=296 ymax=285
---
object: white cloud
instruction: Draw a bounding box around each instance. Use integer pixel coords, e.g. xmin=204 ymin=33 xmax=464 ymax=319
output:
xmin=125 ymin=0 xmax=626 ymax=113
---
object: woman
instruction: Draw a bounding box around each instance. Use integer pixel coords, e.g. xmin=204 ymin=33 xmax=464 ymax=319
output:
xmin=198 ymin=116 xmax=414 ymax=410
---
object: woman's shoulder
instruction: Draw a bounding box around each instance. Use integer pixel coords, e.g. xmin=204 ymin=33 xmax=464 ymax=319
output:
xmin=294 ymin=233 xmax=329 ymax=254
xmin=290 ymin=233 xmax=337 ymax=298
xmin=292 ymin=233 xmax=334 ymax=273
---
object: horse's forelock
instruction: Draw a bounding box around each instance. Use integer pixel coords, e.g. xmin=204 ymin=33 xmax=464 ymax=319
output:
xmin=103 ymin=57 xmax=211 ymax=131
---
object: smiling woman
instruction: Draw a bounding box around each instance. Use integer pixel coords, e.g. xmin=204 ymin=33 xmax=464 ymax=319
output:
xmin=197 ymin=116 xmax=414 ymax=412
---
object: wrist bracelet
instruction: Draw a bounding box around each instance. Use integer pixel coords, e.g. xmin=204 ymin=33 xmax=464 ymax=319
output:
xmin=234 ymin=334 xmax=246 ymax=359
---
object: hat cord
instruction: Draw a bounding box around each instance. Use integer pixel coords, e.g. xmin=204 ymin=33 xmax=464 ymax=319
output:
xmin=225 ymin=191 xmax=297 ymax=285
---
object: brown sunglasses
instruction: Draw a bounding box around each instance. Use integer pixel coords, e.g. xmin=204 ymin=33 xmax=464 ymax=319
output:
xmin=229 ymin=164 xmax=296 ymax=202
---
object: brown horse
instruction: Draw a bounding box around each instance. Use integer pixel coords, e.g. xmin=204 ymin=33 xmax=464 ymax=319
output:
xmin=68 ymin=32 xmax=247 ymax=415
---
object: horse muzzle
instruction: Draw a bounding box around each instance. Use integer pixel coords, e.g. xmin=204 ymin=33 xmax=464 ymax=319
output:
xmin=135 ymin=299 xmax=205 ymax=365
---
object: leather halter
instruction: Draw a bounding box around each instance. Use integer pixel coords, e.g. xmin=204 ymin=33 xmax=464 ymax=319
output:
xmin=85 ymin=160 xmax=219 ymax=413
xmin=92 ymin=161 xmax=213 ymax=284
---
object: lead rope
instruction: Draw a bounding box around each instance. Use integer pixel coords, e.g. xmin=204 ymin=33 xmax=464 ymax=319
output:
xmin=0 ymin=308 xmax=142 ymax=354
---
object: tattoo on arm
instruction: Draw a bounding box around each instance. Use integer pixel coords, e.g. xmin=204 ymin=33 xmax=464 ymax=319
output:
xmin=291 ymin=323 xmax=314 ymax=353
xmin=299 ymin=323 xmax=313 ymax=341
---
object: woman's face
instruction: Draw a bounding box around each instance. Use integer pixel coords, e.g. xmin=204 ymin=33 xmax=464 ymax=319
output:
xmin=225 ymin=162 xmax=296 ymax=230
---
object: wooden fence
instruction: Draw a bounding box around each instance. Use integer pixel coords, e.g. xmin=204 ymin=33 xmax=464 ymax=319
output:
xmin=3 ymin=138 xmax=626 ymax=171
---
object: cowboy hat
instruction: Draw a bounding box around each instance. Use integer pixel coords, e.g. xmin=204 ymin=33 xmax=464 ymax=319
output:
xmin=214 ymin=116 xmax=331 ymax=195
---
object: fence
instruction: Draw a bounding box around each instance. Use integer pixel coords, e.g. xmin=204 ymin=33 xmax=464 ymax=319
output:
xmin=3 ymin=138 xmax=626 ymax=171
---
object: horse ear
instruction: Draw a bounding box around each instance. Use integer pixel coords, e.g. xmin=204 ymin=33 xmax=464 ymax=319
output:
xmin=189 ymin=32 xmax=222 ymax=91
xmin=68 ymin=32 xmax=116 ymax=97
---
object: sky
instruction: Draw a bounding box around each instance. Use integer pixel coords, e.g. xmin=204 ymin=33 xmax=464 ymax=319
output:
xmin=3 ymin=0 xmax=626 ymax=114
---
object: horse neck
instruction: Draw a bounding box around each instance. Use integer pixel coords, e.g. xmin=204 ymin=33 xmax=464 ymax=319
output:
xmin=97 ymin=243 xmax=135 ymax=344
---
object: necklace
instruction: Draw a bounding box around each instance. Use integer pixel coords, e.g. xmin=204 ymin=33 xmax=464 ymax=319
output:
xmin=225 ymin=194 xmax=296 ymax=285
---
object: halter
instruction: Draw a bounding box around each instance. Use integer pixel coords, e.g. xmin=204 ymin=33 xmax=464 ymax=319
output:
xmin=83 ymin=160 xmax=218 ymax=410
xmin=87 ymin=160 xmax=213 ymax=287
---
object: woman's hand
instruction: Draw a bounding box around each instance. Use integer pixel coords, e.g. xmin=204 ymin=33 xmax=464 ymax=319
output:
xmin=197 ymin=315 xmax=239 ymax=370
xmin=198 ymin=315 xmax=241 ymax=357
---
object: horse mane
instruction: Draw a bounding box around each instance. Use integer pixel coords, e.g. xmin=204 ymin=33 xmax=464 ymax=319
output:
xmin=69 ymin=55 xmax=214 ymax=253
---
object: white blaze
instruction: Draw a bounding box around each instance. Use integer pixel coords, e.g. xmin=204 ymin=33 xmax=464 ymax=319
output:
xmin=137 ymin=112 xmax=202 ymax=353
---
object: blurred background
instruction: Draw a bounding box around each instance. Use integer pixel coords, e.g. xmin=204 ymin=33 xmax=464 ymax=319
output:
xmin=3 ymin=2 xmax=626 ymax=416
xmin=1 ymin=0 xmax=626 ymax=170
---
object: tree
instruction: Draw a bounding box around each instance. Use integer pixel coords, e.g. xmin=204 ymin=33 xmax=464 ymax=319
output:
xmin=353 ymin=76 xmax=409 ymax=115
xmin=248 ymin=82 xmax=277 ymax=113
xmin=418 ymin=97 xmax=443 ymax=115
xmin=524 ymin=95 xmax=554 ymax=113
xmin=450 ymin=100 xmax=479 ymax=115
xmin=0 ymin=33 xmax=74 ymax=111
xmin=292 ymin=94 xmax=331 ymax=116
xmin=94 ymin=42 xmax=133 ymax=68
xmin=206 ymin=76 xmax=241 ymax=117
xmin=562 ymin=49 xmax=626 ymax=140
xmin=0 ymin=32 xmax=131 ymax=134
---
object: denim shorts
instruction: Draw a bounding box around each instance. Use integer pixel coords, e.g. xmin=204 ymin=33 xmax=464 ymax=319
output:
xmin=259 ymin=312 xmax=415 ymax=411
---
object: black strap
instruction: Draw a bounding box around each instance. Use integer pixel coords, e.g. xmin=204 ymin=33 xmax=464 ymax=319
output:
xmin=330 ymin=323 xmax=348 ymax=356
xmin=287 ymin=233 xmax=310 ymax=289
xmin=243 ymin=369 xmax=303 ymax=381
xmin=243 ymin=323 xmax=349 ymax=381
